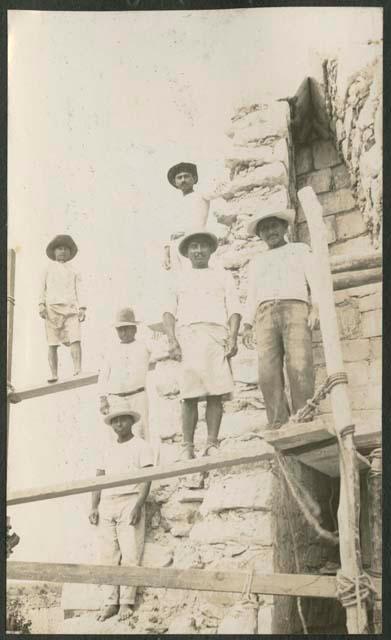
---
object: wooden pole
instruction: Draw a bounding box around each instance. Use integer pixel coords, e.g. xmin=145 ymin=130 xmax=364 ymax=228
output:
xmin=367 ymin=448 xmax=382 ymax=633
xmin=329 ymin=251 xmax=382 ymax=274
xmin=7 ymin=249 xmax=16 ymax=458
xmin=6 ymin=561 xmax=380 ymax=599
xmin=298 ymin=186 xmax=368 ymax=634
xmin=7 ymin=444 xmax=274 ymax=506
xmin=332 ymin=268 xmax=381 ymax=291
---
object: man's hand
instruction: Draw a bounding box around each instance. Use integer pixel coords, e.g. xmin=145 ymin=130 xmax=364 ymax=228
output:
xmin=225 ymin=335 xmax=238 ymax=359
xmin=168 ymin=338 xmax=182 ymax=361
xmin=78 ymin=308 xmax=86 ymax=322
xmin=242 ymin=325 xmax=255 ymax=350
xmin=39 ymin=304 xmax=47 ymax=319
xmin=170 ymin=231 xmax=185 ymax=241
xmin=99 ymin=396 xmax=110 ymax=415
xmin=308 ymin=304 xmax=320 ymax=331
xmin=89 ymin=508 xmax=99 ymax=525
xmin=129 ymin=504 xmax=142 ymax=526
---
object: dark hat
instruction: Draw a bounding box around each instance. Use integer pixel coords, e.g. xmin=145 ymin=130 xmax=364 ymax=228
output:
xmin=178 ymin=229 xmax=218 ymax=257
xmin=114 ymin=307 xmax=140 ymax=328
xmin=167 ymin=162 xmax=198 ymax=188
xmin=46 ymin=235 xmax=78 ymax=261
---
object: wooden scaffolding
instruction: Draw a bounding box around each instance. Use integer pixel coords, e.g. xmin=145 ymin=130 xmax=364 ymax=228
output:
xmin=6 ymin=187 xmax=382 ymax=634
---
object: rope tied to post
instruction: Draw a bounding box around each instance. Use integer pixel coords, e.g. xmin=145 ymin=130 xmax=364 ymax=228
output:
xmin=336 ymin=570 xmax=377 ymax=630
xmin=291 ymin=372 xmax=348 ymax=423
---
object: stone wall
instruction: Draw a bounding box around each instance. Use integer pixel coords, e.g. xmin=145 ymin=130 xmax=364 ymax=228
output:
xmin=322 ymin=44 xmax=382 ymax=248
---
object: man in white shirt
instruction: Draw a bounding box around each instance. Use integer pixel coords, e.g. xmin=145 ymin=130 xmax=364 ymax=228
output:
xmin=98 ymin=308 xmax=151 ymax=440
xmin=243 ymin=208 xmax=319 ymax=429
xmin=163 ymin=229 xmax=242 ymax=459
xmin=89 ymin=402 xmax=154 ymax=622
xmin=39 ymin=235 xmax=86 ymax=382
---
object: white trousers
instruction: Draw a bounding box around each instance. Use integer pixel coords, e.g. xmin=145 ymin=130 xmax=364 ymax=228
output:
xmin=98 ymin=493 xmax=145 ymax=605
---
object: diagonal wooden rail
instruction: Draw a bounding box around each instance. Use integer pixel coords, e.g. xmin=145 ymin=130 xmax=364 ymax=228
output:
xmin=8 ymin=372 xmax=99 ymax=403
xmin=7 ymin=561 xmax=381 ymax=599
xmin=7 ymin=444 xmax=275 ymax=505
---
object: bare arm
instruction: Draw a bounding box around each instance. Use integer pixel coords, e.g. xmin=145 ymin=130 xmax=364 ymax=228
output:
xmin=162 ymin=312 xmax=181 ymax=361
xmin=89 ymin=469 xmax=105 ymax=525
xmin=129 ymin=468 xmax=153 ymax=525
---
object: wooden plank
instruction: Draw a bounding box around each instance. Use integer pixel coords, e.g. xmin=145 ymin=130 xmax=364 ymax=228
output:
xmin=7 ymin=249 xmax=16 ymax=383
xmin=7 ymin=444 xmax=275 ymax=506
xmin=8 ymin=561 xmax=380 ymax=600
xmin=333 ymin=268 xmax=382 ymax=291
xmin=8 ymin=372 xmax=99 ymax=403
xmin=262 ymin=419 xmax=333 ymax=450
xmin=330 ymin=251 xmax=382 ymax=274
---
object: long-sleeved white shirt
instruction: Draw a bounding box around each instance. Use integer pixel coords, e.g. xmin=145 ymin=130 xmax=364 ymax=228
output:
xmin=39 ymin=261 xmax=85 ymax=308
xmin=98 ymin=339 xmax=151 ymax=396
xmin=243 ymin=242 xmax=319 ymax=326
xmin=164 ymin=265 xmax=242 ymax=328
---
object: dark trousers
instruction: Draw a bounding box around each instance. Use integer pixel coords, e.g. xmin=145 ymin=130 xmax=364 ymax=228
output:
xmin=255 ymin=300 xmax=315 ymax=428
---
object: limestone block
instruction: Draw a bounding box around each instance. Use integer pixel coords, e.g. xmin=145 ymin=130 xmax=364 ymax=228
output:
xmin=225 ymin=144 xmax=274 ymax=169
xmin=312 ymin=139 xmax=341 ymax=169
xmin=350 ymin=384 xmax=381 ymax=411
xmin=361 ymin=309 xmax=382 ymax=337
xmin=329 ymin=234 xmax=373 ymax=257
xmin=295 ymin=145 xmax=313 ymax=175
xmin=335 ymin=210 xmax=366 ymax=240
xmin=161 ymin=497 xmax=200 ymax=525
xmin=221 ymin=245 xmax=260 ymax=270
xmin=358 ymin=291 xmax=382 ymax=312
xmin=228 ymin=185 xmax=288 ymax=218
xmin=297 ymin=217 xmax=336 ymax=245
xmin=218 ymin=600 xmax=258 ymax=634
xmin=341 ymin=338 xmax=370 ymax=362
xmin=332 ymin=164 xmax=351 ymax=190
xmin=297 ymin=168 xmax=332 ymax=194
xmin=370 ymin=337 xmax=382 ymax=359
xmin=229 ymin=162 xmax=288 ymax=196
xmin=232 ymin=120 xmax=287 ymax=146
xmin=190 ymin=512 xmax=273 ymax=546
xmin=369 ymin=359 xmax=382 ymax=386
xmin=345 ymin=361 xmax=369 ymax=387
xmin=173 ymin=542 xmax=204 ymax=569
xmin=200 ymin=471 xmax=273 ymax=516
xmin=273 ymin=138 xmax=290 ymax=168
xmin=318 ymin=188 xmax=356 ymax=216
xmin=170 ymin=524 xmax=193 ymax=538
xmin=336 ymin=299 xmax=362 ymax=339
xmin=142 ymin=543 xmax=174 ymax=568
xmin=257 ymin=605 xmax=274 ymax=634
xmin=215 ymin=210 xmax=238 ymax=227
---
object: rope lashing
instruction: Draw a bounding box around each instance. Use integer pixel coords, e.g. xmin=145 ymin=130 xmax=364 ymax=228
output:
xmin=292 ymin=372 xmax=348 ymax=423
xmin=336 ymin=570 xmax=377 ymax=631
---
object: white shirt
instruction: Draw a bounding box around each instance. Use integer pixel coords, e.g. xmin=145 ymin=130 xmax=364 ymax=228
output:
xmin=98 ymin=339 xmax=151 ymax=396
xmin=243 ymin=242 xmax=319 ymax=325
xmin=165 ymin=265 xmax=242 ymax=328
xmin=98 ymin=434 xmax=154 ymax=496
xmin=39 ymin=261 xmax=85 ymax=308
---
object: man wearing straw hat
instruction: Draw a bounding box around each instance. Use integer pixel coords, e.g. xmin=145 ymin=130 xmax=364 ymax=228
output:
xmin=242 ymin=207 xmax=319 ymax=429
xmin=39 ymin=234 xmax=86 ymax=382
xmin=89 ymin=401 xmax=153 ymax=622
xmin=162 ymin=229 xmax=242 ymax=459
xmin=98 ymin=307 xmax=151 ymax=440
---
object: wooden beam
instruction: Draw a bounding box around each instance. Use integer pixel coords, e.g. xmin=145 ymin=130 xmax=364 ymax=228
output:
xmin=298 ymin=186 xmax=369 ymax=633
xmin=7 ymin=444 xmax=275 ymax=506
xmin=7 ymin=249 xmax=16 ymax=383
xmin=333 ymin=268 xmax=382 ymax=291
xmin=330 ymin=251 xmax=382 ymax=274
xmin=8 ymin=372 xmax=99 ymax=403
xmin=8 ymin=561 xmax=380 ymax=599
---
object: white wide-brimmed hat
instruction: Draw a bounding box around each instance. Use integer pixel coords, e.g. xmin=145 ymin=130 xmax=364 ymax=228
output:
xmin=178 ymin=229 xmax=218 ymax=257
xmin=104 ymin=399 xmax=141 ymax=426
xmin=247 ymin=208 xmax=295 ymax=236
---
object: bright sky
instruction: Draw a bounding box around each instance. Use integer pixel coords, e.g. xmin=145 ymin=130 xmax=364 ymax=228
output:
xmin=7 ymin=7 xmax=381 ymax=563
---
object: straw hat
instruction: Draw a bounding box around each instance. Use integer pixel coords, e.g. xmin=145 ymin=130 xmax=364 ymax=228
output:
xmin=114 ymin=307 xmax=139 ymax=328
xmin=178 ymin=229 xmax=218 ymax=257
xmin=104 ymin=400 xmax=141 ymax=426
xmin=247 ymin=208 xmax=295 ymax=236
xmin=167 ymin=162 xmax=198 ymax=187
xmin=46 ymin=235 xmax=78 ymax=261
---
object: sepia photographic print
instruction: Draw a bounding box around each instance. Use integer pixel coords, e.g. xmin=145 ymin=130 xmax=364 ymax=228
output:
xmin=6 ymin=6 xmax=383 ymax=635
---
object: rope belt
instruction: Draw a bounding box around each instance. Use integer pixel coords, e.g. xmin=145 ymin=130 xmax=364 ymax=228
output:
xmin=291 ymin=371 xmax=348 ymax=423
